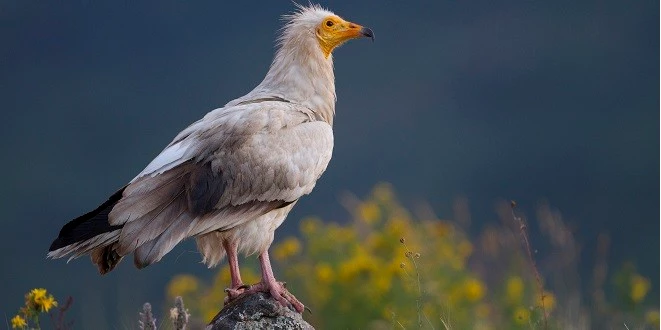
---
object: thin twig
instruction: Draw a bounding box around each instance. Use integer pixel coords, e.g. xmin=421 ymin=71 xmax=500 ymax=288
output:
xmin=510 ymin=201 xmax=548 ymax=329
xmin=391 ymin=311 xmax=406 ymax=330
xmin=50 ymin=296 xmax=74 ymax=330
xmin=424 ymin=313 xmax=435 ymax=329
xmin=439 ymin=316 xmax=452 ymax=330
xmin=402 ymin=240 xmax=432 ymax=329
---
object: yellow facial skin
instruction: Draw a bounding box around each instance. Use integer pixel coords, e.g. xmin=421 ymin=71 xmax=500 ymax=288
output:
xmin=316 ymin=15 xmax=374 ymax=58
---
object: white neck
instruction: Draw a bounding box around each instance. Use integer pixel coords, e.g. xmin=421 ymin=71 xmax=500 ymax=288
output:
xmin=228 ymin=28 xmax=337 ymax=125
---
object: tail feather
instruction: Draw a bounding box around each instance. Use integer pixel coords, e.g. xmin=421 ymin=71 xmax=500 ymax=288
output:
xmin=115 ymin=190 xmax=187 ymax=255
xmin=91 ymin=245 xmax=124 ymax=274
xmin=109 ymin=169 xmax=187 ymax=226
xmin=48 ymin=230 xmax=121 ymax=261
xmin=133 ymin=212 xmax=194 ymax=268
xmin=109 ymin=165 xmax=193 ymax=255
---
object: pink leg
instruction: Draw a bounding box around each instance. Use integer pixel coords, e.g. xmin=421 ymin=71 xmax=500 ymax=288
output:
xmin=241 ymin=250 xmax=304 ymax=313
xmin=223 ymin=240 xmax=248 ymax=301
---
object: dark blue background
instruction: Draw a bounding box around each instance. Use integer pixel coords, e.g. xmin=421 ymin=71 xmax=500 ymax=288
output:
xmin=1 ymin=1 xmax=657 ymax=327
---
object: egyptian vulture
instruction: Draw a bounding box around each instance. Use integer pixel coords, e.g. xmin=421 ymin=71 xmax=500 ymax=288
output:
xmin=48 ymin=4 xmax=373 ymax=313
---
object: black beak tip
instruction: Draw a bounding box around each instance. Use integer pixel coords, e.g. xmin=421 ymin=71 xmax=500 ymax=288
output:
xmin=360 ymin=27 xmax=374 ymax=42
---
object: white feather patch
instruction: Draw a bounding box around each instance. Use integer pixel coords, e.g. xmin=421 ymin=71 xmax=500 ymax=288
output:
xmin=132 ymin=140 xmax=193 ymax=182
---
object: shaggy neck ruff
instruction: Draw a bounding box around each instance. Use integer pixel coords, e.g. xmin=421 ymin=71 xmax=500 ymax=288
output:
xmin=230 ymin=6 xmax=337 ymax=125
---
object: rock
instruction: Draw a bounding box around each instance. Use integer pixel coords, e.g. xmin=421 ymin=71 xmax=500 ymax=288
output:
xmin=206 ymin=292 xmax=314 ymax=330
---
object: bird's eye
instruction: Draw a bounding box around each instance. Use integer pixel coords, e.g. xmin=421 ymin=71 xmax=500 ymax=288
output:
xmin=325 ymin=20 xmax=334 ymax=27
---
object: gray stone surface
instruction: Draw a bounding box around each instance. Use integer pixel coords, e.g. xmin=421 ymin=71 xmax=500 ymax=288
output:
xmin=206 ymin=292 xmax=313 ymax=330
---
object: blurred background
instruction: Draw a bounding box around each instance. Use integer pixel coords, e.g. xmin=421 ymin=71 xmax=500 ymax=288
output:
xmin=1 ymin=0 xmax=658 ymax=328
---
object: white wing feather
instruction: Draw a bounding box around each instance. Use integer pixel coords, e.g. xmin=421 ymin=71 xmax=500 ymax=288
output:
xmin=131 ymin=140 xmax=193 ymax=182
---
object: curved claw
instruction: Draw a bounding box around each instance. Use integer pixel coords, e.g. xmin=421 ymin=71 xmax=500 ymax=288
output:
xmin=269 ymin=287 xmax=293 ymax=311
xmin=269 ymin=285 xmax=304 ymax=313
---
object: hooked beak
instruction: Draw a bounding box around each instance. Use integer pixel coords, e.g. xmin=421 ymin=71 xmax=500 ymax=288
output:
xmin=359 ymin=27 xmax=374 ymax=41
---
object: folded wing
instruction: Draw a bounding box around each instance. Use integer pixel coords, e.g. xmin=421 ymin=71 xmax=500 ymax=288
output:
xmin=108 ymin=101 xmax=333 ymax=268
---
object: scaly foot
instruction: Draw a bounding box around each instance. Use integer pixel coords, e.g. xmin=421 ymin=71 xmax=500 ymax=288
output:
xmin=241 ymin=281 xmax=304 ymax=313
xmin=224 ymin=284 xmax=251 ymax=303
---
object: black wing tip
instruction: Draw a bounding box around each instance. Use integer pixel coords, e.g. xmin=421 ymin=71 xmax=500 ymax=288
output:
xmin=59 ymin=187 xmax=126 ymax=232
xmin=49 ymin=187 xmax=127 ymax=252
xmin=49 ymin=238 xmax=65 ymax=252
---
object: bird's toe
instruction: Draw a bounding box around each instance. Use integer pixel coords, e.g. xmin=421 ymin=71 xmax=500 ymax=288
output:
xmin=224 ymin=283 xmax=250 ymax=302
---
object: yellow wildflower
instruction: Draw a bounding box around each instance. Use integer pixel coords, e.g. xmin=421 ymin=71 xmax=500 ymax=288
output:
xmin=449 ymin=255 xmax=465 ymax=270
xmin=506 ymin=276 xmax=525 ymax=303
xmin=315 ymin=263 xmax=334 ymax=284
xmin=447 ymin=286 xmax=464 ymax=305
xmin=387 ymin=258 xmax=405 ymax=275
xmin=358 ymin=202 xmax=381 ymax=224
xmin=327 ymin=224 xmax=356 ymax=244
xmin=243 ymin=268 xmax=260 ymax=284
xmin=476 ymin=303 xmax=490 ymax=318
xmin=215 ymin=265 xmax=232 ymax=286
xmin=630 ymin=274 xmax=651 ymax=303
xmin=366 ymin=234 xmax=385 ymax=252
xmin=273 ymin=237 xmax=301 ymax=261
xmin=438 ymin=241 xmax=453 ymax=260
xmin=381 ymin=306 xmax=395 ymax=319
xmin=513 ymin=306 xmax=530 ymax=324
xmin=537 ymin=291 xmax=556 ymax=312
xmin=372 ymin=275 xmax=392 ymax=297
xmin=372 ymin=182 xmax=394 ymax=202
xmin=457 ymin=240 xmax=473 ymax=259
xmin=645 ymin=310 xmax=660 ymax=327
xmin=11 ymin=315 xmax=27 ymax=329
xmin=27 ymin=288 xmax=58 ymax=312
xmin=385 ymin=217 xmax=409 ymax=238
xmin=313 ymin=285 xmax=331 ymax=305
xmin=338 ymin=247 xmax=377 ymax=281
xmin=167 ymin=274 xmax=199 ymax=298
xmin=29 ymin=288 xmax=47 ymax=302
xmin=300 ymin=217 xmax=321 ymax=235
xmin=38 ymin=295 xmax=58 ymax=312
xmin=463 ymin=278 xmax=486 ymax=302
xmin=435 ymin=221 xmax=453 ymax=238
